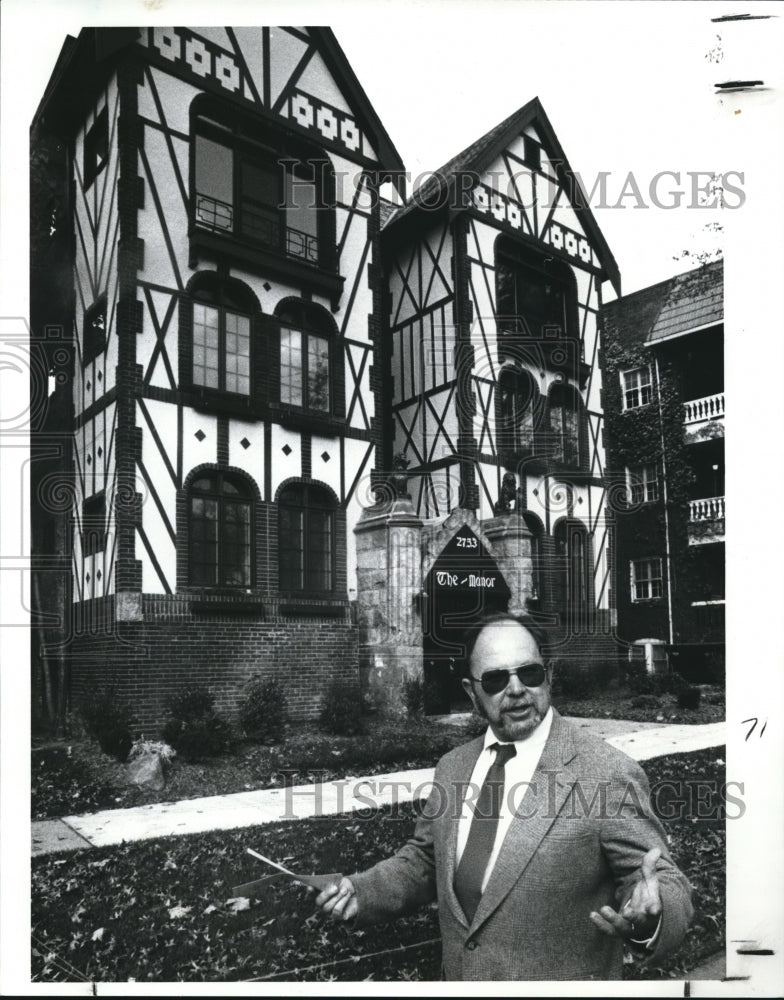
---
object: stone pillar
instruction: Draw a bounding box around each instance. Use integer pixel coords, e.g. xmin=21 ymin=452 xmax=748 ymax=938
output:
xmin=482 ymin=514 xmax=534 ymax=615
xmin=354 ymin=498 xmax=424 ymax=715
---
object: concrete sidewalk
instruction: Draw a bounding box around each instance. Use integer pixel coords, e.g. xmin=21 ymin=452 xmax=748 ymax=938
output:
xmin=32 ymin=717 xmax=725 ymax=857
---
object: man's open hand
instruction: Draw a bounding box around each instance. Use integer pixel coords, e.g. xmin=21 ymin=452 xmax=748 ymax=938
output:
xmin=589 ymin=847 xmax=662 ymax=942
xmin=315 ymin=877 xmax=358 ymax=922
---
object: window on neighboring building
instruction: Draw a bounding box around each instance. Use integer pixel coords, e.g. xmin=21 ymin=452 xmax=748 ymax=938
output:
xmin=621 ymin=365 xmax=654 ymax=409
xmin=631 ymin=558 xmax=663 ymax=601
xmin=497 ymin=366 xmax=538 ymax=454
xmin=192 ymin=100 xmax=334 ymax=270
xmin=188 ymin=472 xmax=253 ymax=587
xmin=276 ymin=302 xmax=334 ymax=414
xmin=83 ymin=296 xmax=107 ymax=366
xmin=84 ymin=107 xmax=108 ymax=188
xmin=183 ymin=273 xmax=255 ymax=397
xmin=626 ymin=463 xmax=659 ymax=504
xmin=82 ymin=491 xmax=106 ymax=556
xmin=278 ymin=483 xmax=335 ymax=593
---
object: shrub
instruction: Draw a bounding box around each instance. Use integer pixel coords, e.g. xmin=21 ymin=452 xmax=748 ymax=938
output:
xmin=319 ymin=678 xmax=364 ymax=736
xmin=78 ymin=688 xmax=134 ymax=762
xmin=403 ymin=675 xmax=425 ymax=717
xmin=161 ymin=685 xmax=233 ymax=762
xmin=677 ymin=685 xmax=702 ymax=711
xmin=630 ymin=694 xmax=661 ymax=709
xmin=237 ymin=675 xmax=287 ymax=744
xmin=624 ymin=661 xmax=658 ymax=695
xmin=551 ymin=659 xmax=603 ymax=700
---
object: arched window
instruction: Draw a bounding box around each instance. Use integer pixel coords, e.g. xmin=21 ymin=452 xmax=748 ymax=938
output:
xmin=275 ymin=301 xmax=341 ymax=416
xmin=554 ymin=519 xmax=591 ymax=629
xmin=496 ymin=366 xmax=539 ymax=456
xmin=547 ymin=383 xmax=584 ymax=468
xmin=278 ymin=483 xmax=336 ymax=593
xmin=182 ymin=273 xmax=257 ymax=399
xmin=188 ymin=471 xmax=253 ymax=587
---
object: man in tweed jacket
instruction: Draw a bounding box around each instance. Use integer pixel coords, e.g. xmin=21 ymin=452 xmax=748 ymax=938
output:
xmin=317 ymin=614 xmax=693 ymax=980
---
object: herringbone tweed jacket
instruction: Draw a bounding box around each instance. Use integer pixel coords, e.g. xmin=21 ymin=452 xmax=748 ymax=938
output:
xmin=350 ymin=711 xmax=693 ymax=981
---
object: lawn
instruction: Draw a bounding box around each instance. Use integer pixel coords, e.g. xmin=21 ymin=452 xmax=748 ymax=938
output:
xmin=32 ymin=681 xmax=723 ymax=822
xmin=31 ymin=748 xmax=726 ymax=983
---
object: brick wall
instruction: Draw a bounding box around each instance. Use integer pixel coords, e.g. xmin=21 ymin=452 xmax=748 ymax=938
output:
xmin=67 ymin=598 xmax=359 ymax=734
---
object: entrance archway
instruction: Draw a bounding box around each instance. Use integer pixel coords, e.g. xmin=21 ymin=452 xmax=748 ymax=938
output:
xmin=422 ymin=525 xmax=510 ymax=713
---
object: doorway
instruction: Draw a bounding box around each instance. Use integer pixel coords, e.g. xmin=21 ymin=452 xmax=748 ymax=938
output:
xmin=421 ymin=525 xmax=510 ymax=713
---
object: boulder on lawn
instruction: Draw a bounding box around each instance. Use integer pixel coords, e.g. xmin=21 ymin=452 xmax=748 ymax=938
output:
xmin=126 ymin=751 xmax=165 ymax=790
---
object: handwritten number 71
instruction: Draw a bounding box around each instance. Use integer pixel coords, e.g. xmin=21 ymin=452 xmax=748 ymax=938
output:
xmin=742 ymin=717 xmax=767 ymax=741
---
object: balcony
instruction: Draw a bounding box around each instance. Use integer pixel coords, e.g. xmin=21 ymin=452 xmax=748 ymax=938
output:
xmin=683 ymin=392 xmax=724 ymax=443
xmin=687 ymin=496 xmax=725 ymax=545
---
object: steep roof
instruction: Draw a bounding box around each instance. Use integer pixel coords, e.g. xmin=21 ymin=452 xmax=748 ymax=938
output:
xmin=31 ymin=27 xmax=405 ymax=178
xmin=601 ymin=259 xmax=723 ymax=351
xmin=384 ymin=97 xmax=620 ymax=294
xmin=646 ymin=259 xmax=724 ymax=344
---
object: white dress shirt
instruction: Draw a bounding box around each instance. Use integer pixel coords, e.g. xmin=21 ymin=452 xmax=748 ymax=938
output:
xmin=455 ymin=707 xmax=660 ymax=946
xmin=455 ymin=707 xmax=554 ymax=891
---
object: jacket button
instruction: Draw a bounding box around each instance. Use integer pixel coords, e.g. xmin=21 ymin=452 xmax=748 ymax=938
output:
xmin=466 ymin=941 xmax=478 ymax=951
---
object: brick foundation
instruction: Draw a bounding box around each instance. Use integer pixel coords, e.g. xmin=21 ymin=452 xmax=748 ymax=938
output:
xmin=66 ymin=597 xmax=359 ymax=734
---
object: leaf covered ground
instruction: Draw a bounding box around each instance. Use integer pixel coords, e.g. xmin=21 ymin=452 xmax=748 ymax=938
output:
xmin=32 ymin=749 xmax=726 ymax=983
xmin=32 ymin=684 xmax=723 ymax=821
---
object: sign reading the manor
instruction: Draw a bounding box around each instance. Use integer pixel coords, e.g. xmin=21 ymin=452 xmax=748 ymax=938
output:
xmin=429 ymin=526 xmax=510 ymax=599
xmin=435 ymin=571 xmax=497 ymax=589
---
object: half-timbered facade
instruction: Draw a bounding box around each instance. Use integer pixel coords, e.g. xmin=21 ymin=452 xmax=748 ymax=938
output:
xmin=32 ymin=30 xmax=624 ymax=725
xmin=31 ymin=27 xmax=405 ymax=729
xmin=358 ymin=102 xmax=622 ymax=712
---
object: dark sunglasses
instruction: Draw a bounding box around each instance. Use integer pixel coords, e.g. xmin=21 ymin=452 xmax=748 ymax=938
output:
xmin=469 ymin=663 xmax=547 ymax=695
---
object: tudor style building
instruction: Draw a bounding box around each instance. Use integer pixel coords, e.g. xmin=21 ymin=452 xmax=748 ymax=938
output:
xmin=31 ymin=26 xmax=624 ymax=728
xmin=601 ymin=260 xmax=724 ymax=682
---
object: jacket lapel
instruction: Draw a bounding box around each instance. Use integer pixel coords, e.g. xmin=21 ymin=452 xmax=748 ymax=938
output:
xmin=441 ymin=734 xmax=485 ymax=928
xmin=469 ymin=711 xmax=579 ymax=932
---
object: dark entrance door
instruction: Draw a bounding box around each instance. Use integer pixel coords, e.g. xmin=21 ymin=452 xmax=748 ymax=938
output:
xmin=422 ymin=525 xmax=510 ymax=714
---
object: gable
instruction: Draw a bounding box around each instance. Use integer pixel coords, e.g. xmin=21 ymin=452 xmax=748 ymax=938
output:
xmin=101 ymin=25 xmax=400 ymax=175
xmin=474 ymin=124 xmax=602 ymax=274
xmin=386 ymin=98 xmax=619 ymax=294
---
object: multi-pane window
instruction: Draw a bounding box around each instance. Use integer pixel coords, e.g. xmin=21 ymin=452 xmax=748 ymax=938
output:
xmin=277 ymin=303 xmax=332 ymax=413
xmin=622 ymin=366 xmax=654 ymax=409
xmin=187 ymin=274 xmax=254 ymax=397
xmin=193 ymin=104 xmax=330 ymax=267
xmin=548 ymin=386 xmax=581 ymax=467
xmin=496 ymin=239 xmax=576 ymax=341
xmin=188 ymin=473 xmax=252 ymax=588
xmin=631 ymin=558 xmax=663 ymax=601
xmin=192 ymin=302 xmax=250 ymax=395
xmin=497 ymin=367 xmax=537 ymax=454
xmin=627 ymin=463 xmax=659 ymax=504
xmin=278 ymin=484 xmax=335 ymax=593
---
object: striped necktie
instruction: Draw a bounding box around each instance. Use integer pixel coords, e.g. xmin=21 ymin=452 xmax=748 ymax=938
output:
xmin=454 ymin=742 xmax=517 ymax=923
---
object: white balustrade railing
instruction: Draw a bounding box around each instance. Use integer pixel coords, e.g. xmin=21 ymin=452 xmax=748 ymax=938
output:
xmin=688 ymin=496 xmax=725 ymax=521
xmin=683 ymin=393 xmax=724 ymax=424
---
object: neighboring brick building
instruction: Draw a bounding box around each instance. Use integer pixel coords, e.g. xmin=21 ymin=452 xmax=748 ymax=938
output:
xmin=601 ymin=260 xmax=724 ymax=682
xmin=31 ymin=26 xmax=626 ymax=729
